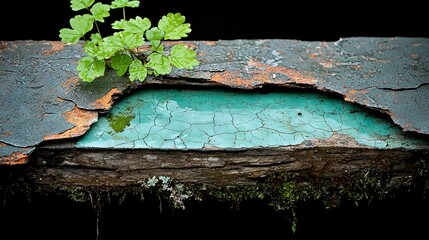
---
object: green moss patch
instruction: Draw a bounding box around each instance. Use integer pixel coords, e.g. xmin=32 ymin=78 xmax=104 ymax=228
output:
xmin=107 ymin=112 xmax=135 ymax=133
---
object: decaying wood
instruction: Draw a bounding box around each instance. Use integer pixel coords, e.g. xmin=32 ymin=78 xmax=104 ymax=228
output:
xmin=1 ymin=38 xmax=429 ymax=202
xmin=25 ymin=141 xmax=428 ymax=188
xmin=2 ymin=38 xmax=429 ymax=164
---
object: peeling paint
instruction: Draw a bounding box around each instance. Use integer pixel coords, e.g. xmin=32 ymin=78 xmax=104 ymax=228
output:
xmin=44 ymin=107 xmax=98 ymax=141
xmin=62 ymin=77 xmax=80 ymax=90
xmin=0 ymin=41 xmax=132 ymax=163
xmin=211 ymin=71 xmax=250 ymax=88
xmin=308 ymin=52 xmax=337 ymax=68
xmin=0 ymin=143 xmax=33 ymax=165
xmin=311 ymin=132 xmax=362 ymax=148
xmin=344 ymin=89 xmax=369 ymax=102
xmin=185 ymin=38 xmax=429 ymax=135
xmin=0 ymin=152 xmax=29 ymax=165
xmin=42 ymin=41 xmax=65 ymax=56
xmin=203 ymin=41 xmax=217 ymax=46
xmin=247 ymin=60 xmax=318 ymax=85
xmin=2 ymin=132 xmax=12 ymax=137
xmin=211 ymin=60 xmax=317 ymax=88
xmin=91 ymin=88 xmax=122 ymax=109
xmin=0 ymin=41 xmax=6 ymax=51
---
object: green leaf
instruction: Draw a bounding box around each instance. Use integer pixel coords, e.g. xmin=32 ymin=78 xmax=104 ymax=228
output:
xmin=111 ymin=53 xmax=132 ymax=76
xmin=112 ymin=20 xmax=127 ymax=30
xmin=102 ymin=33 xmax=125 ymax=50
xmin=146 ymin=52 xmax=172 ymax=75
xmin=90 ymin=2 xmax=110 ymax=22
xmin=59 ymin=14 xmax=94 ymax=44
xmin=123 ymin=32 xmax=144 ymax=49
xmin=158 ymin=13 xmax=191 ymax=40
xmin=145 ymin=27 xmax=163 ymax=41
xmin=96 ymin=44 xmax=117 ymax=59
xmin=76 ymin=56 xmax=106 ymax=82
xmin=98 ymin=35 xmax=123 ymax=59
xmin=129 ymin=59 xmax=148 ymax=82
xmin=59 ymin=28 xmax=81 ymax=44
xmin=83 ymin=41 xmax=99 ymax=58
xmin=123 ymin=16 xmax=151 ymax=35
xmin=111 ymin=0 xmax=140 ymax=9
xmin=100 ymin=34 xmax=123 ymax=52
xmin=170 ymin=44 xmax=199 ymax=69
xmin=71 ymin=14 xmax=94 ymax=32
xmin=83 ymin=34 xmax=106 ymax=59
xmin=145 ymin=27 xmax=164 ymax=51
xmin=104 ymin=31 xmax=144 ymax=50
xmin=90 ymin=33 xmax=103 ymax=44
xmin=71 ymin=0 xmax=95 ymax=11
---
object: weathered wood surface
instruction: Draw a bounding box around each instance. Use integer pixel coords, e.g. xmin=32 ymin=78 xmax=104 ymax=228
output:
xmin=1 ymin=38 xmax=429 ymax=190
xmin=30 ymin=141 xmax=428 ymax=187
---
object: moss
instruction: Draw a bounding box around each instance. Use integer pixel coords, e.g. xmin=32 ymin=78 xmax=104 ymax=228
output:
xmin=1 ymin=166 xmax=425 ymax=212
xmin=129 ymin=168 xmax=425 ymax=213
xmin=338 ymin=169 xmax=385 ymax=206
xmin=107 ymin=112 xmax=135 ymax=133
xmin=202 ymin=184 xmax=264 ymax=203
xmin=259 ymin=169 xmax=405 ymax=211
xmin=67 ymin=187 xmax=89 ymax=203
xmin=262 ymin=172 xmax=308 ymax=211
xmin=1 ymin=165 xmax=428 ymax=236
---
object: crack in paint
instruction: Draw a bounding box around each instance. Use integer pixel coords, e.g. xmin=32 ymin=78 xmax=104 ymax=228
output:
xmin=77 ymin=89 xmax=429 ymax=150
xmin=378 ymin=82 xmax=429 ymax=91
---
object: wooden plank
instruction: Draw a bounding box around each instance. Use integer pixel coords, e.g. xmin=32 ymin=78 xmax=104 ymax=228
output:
xmin=30 ymin=143 xmax=427 ymax=187
xmin=0 ymin=38 xmax=428 ymax=198
xmin=1 ymin=38 xmax=429 ymax=164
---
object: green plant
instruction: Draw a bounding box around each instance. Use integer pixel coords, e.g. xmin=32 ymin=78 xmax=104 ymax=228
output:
xmin=60 ymin=0 xmax=199 ymax=83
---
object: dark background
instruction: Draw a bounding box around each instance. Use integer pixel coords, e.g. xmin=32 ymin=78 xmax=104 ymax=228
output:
xmin=1 ymin=188 xmax=428 ymax=240
xmin=1 ymin=0 xmax=428 ymax=41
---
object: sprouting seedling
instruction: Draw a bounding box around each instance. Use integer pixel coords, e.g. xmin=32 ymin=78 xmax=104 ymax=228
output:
xmin=59 ymin=0 xmax=199 ymax=83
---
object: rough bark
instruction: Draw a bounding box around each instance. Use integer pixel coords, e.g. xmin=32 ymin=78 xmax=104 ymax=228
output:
xmin=25 ymin=140 xmax=428 ymax=189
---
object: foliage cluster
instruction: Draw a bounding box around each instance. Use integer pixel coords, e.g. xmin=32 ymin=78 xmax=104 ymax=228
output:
xmin=60 ymin=0 xmax=199 ymax=83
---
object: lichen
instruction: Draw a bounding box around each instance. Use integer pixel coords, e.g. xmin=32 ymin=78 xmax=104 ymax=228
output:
xmin=138 ymin=176 xmax=192 ymax=209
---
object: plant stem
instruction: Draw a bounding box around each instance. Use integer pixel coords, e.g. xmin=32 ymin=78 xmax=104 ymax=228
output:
xmin=156 ymin=40 xmax=163 ymax=52
xmin=94 ymin=21 xmax=102 ymax=36
xmin=123 ymin=7 xmax=126 ymax=20
xmin=86 ymin=7 xmax=102 ymax=37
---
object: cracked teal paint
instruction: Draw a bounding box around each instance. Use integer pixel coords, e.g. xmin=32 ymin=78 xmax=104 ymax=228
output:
xmin=76 ymin=89 xmax=429 ymax=149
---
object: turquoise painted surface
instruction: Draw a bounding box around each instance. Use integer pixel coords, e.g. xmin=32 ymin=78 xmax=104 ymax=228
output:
xmin=77 ymin=89 xmax=429 ymax=149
